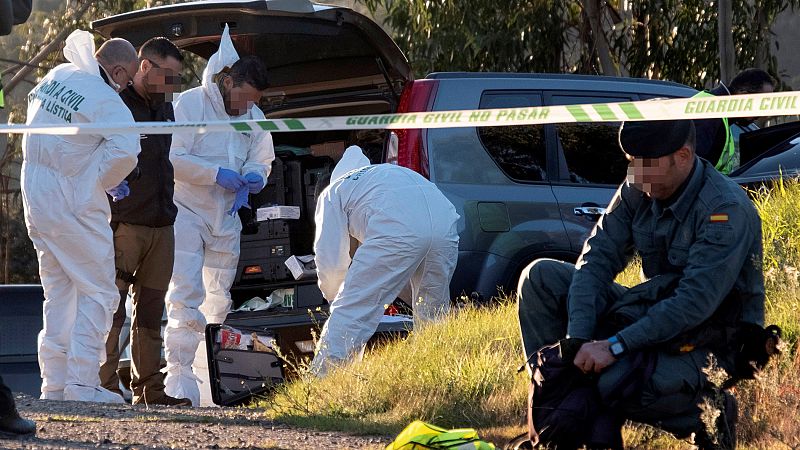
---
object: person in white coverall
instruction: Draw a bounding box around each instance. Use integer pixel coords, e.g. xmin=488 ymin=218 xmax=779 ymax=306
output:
xmin=22 ymin=30 xmax=140 ymax=403
xmin=164 ymin=25 xmax=275 ymax=406
xmin=310 ymin=146 xmax=460 ymax=376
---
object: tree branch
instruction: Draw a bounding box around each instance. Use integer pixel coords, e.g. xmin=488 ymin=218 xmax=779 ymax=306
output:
xmin=4 ymin=1 xmax=92 ymax=95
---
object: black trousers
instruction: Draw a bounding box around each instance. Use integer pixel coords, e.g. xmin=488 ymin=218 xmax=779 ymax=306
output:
xmin=0 ymin=375 xmax=15 ymax=415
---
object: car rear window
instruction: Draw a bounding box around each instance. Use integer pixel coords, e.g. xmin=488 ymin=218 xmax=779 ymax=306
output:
xmin=551 ymin=94 xmax=630 ymax=185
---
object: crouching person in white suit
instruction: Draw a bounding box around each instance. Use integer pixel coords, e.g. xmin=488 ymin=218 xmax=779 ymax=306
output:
xmin=311 ymin=146 xmax=460 ymax=376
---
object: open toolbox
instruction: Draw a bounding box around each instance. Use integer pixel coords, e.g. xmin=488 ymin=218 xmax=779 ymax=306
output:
xmin=205 ymin=307 xmax=413 ymax=406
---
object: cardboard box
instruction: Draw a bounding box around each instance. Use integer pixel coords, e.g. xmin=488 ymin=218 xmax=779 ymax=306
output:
xmin=284 ymin=255 xmax=316 ymax=280
xmin=309 ymin=140 xmax=346 ymax=160
xmin=256 ymin=206 xmax=301 ymax=221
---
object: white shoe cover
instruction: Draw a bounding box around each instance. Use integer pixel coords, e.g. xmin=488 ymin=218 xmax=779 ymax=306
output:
xmin=40 ymin=390 xmax=64 ymax=401
xmin=64 ymin=385 xmax=126 ymax=404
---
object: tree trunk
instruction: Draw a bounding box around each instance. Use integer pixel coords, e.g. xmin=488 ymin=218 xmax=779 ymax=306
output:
xmin=718 ymin=0 xmax=735 ymax=83
xmin=584 ymin=0 xmax=618 ymax=76
xmin=754 ymin=1 xmax=769 ymax=70
xmin=4 ymin=1 xmax=92 ymax=94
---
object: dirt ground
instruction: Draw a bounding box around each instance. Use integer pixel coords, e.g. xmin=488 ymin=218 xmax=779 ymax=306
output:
xmin=0 ymin=394 xmax=392 ymax=449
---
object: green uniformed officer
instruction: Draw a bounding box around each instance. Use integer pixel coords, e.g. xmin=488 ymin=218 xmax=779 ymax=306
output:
xmin=517 ymin=119 xmax=765 ymax=448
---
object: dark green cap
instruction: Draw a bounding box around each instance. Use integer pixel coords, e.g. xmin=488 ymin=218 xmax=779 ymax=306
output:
xmin=619 ymin=119 xmax=694 ymax=158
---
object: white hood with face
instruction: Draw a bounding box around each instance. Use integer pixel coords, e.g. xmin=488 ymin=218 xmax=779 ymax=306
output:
xmin=202 ymin=24 xmax=240 ymax=118
xmin=331 ymin=145 xmax=371 ymax=182
xmin=63 ymin=29 xmax=101 ymax=78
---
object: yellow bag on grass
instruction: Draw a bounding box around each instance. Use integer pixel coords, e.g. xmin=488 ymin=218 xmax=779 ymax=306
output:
xmin=386 ymin=420 xmax=495 ymax=449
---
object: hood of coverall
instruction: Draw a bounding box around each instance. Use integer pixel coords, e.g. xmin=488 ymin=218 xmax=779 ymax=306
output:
xmin=63 ymin=29 xmax=101 ymax=78
xmin=202 ymin=24 xmax=240 ymax=118
xmin=331 ymin=145 xmax=371 ymax=182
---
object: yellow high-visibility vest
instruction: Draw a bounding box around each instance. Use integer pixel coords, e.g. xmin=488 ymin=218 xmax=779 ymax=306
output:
xmin=386 ymin=420 xmax=496 ymax=450
xmin=693 ymin=90 xmax=736 ymax=174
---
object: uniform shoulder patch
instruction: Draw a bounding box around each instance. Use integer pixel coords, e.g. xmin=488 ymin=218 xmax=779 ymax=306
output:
xmin=709 ymin=213 xmax=729 ymax=223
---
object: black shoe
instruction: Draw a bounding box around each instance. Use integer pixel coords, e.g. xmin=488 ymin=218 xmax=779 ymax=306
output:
xmin=0 ymin=410 xmax=36 ymax=438
xmin=133 ymin=394 xmax=192 ymax=407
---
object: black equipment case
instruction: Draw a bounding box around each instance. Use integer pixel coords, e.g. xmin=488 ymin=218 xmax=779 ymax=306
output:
xmin=205 ymin=306 xmax=411 ymax=406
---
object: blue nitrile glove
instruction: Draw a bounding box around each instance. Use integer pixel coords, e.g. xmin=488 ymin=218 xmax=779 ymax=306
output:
xmin=106 ymin=180 xmax=130 ymax=202
xmin=244 ymin=172 xmax=264 ymax=194
xmin=228 ymin=185 xmax=251 ymax=216
xmin=215 ymin=168 xmax=247 ymax=191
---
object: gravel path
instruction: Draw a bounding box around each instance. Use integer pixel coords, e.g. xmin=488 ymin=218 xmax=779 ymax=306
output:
xmin=1 ymin=394 xmax=391 ymax=449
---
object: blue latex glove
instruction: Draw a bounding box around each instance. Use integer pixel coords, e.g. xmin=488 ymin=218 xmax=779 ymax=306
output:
xmin=106 ymin=180 xmax=130 ymax=202
xmin=228 ymin=186 xmax=251 ymax=216
xmin=243 ymin=172 xmax=264 ymax=194
xmin=215 ymin=168 xmax=247 ymax=191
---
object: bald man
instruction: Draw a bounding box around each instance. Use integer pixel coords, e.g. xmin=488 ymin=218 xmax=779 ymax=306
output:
xmin=22 ymin=30 xmax=140 ymax=403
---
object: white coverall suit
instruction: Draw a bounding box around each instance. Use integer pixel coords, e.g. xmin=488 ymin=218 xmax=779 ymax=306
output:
xmin=164 ymin=26 xmax=274 ymax=406
xmin=310 ymin=146 xmax=460 ymax=376
xmin=21 ymin=30 xmax=139 ymax=402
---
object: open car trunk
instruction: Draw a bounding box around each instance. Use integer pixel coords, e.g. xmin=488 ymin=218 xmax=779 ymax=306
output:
xmin=92 ymin=0 xmax=412 ymax=115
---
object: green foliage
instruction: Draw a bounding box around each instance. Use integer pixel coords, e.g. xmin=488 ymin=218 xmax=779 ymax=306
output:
xmin=358 ymin=0 xmax=584 ymax=77
xmin=358 ymin=0 xmax=800 ymax=89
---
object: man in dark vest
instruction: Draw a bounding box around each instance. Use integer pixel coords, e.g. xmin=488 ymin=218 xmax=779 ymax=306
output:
xmin=99 ymin=37 xmax=191 ymax=406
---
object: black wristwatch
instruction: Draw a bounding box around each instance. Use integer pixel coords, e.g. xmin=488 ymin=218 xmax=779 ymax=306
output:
xmin=608 ymin=335 xmax=627 ymax=358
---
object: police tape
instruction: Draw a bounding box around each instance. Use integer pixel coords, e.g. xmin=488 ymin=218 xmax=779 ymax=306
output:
xmin=1 ymin=91 xmax=799 ymax=135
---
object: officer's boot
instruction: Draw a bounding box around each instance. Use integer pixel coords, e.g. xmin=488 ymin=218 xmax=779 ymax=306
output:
xmin=0 ymin=409 xmax=36 ymax=438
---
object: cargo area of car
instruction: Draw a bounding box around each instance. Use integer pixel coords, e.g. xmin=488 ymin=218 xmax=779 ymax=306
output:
xmin=231 ymin=122 xmax=389 ymax=307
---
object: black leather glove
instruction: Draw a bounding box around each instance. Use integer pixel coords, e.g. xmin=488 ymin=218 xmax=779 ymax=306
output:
xmin=733 ymin=322 xmax=782 ymax=381
xmin=559 ymin=338 xmax=589 ymax=364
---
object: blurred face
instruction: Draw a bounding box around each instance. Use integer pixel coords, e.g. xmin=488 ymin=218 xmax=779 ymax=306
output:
xmin=626 ymin=147 xmax=693 ymax=200
xmin=140 ymin=55 xmax=183 ymax=100
xmin=220 ymin=76 xmax=263 ymax=116
xmin=735 ymin=83 xmax=775 ymax=124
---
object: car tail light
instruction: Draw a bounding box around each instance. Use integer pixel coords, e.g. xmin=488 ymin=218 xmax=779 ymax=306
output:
xmin=384 ymin=304 xmax=399 ymax=316
xmin=394 ymin=79 xmax=439 ymax=177
xmin=244 ymin=265 xmax=262 ymax=275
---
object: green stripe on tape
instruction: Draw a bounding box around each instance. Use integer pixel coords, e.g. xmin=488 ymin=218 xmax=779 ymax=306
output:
xmin=231 ymin=122 xmax=252 ymax=131
xmin=619 ymin=103 xmax=644 ymax=119
xmin=283 ymin=119 xmax=306 ymax=130
xmin=566 ymin=105 xmax=591 ymax=122
xmin=257 ymin=121 xmax=279 ymax=131
xmin=592 ymin=104 xmax=618 ymax=121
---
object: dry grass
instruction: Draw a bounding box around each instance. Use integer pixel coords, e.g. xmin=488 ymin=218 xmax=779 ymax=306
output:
xmin=256 ymin=179 xmax=800 ymax=448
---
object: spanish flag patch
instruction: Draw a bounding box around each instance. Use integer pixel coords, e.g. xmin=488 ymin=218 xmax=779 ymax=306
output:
xmin=710 ymin=213 xmax=729 ymax=223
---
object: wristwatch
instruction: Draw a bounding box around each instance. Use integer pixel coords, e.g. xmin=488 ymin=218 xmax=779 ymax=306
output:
xmin=608 ymin=335 xmax=627 ymax=358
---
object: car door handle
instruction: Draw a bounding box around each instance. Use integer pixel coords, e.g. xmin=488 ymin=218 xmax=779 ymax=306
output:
xmin=574 ymin=206 xmax=606 ymax=217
